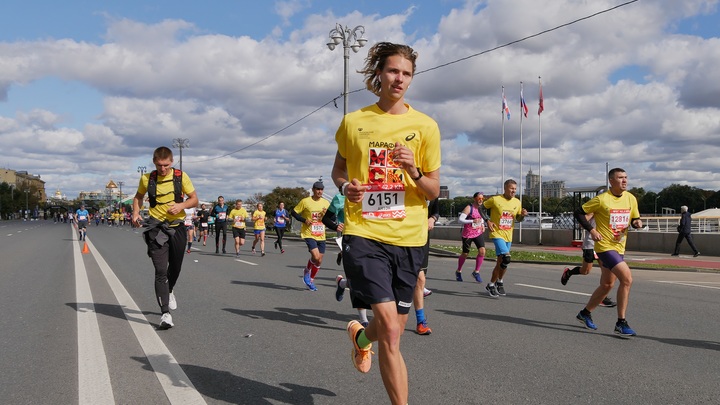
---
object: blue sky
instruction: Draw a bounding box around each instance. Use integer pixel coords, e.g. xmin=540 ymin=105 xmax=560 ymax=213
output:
xmin=1 ymin=0 xmax=719 ymax=201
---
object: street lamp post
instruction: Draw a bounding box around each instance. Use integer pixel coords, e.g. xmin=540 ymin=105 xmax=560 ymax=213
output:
xmin=24 ymin=190 xmax=29 ymax=220
xmin=327 ymin=23 xmax=368 ymax=115
xmin=655 ymin=195 xmax=660 ymax=216
xmin=172 ymin=138 xmax=189 ymax=172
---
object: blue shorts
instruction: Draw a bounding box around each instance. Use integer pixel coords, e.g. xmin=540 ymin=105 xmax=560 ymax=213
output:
xmin=596 ymin=250 xmax=624 ymax=270
xmin=304 ymin=238 xmax=326 ymax=254
xmin=253 ymin=228 xmax=265 ymax=235
xmin=491 ymin=238 xmax=512 ymax=256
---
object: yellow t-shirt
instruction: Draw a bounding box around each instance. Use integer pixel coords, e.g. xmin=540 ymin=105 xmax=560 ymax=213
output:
xmin=582 ymin=191 xmax=639 ymax=254
xmin=335 ymin=103 xmax=442 ymax=247
xmin=228 ymin=208 xmax=248 ymax=229
xmin=252 ymin=210 xmax=266 ymax=230
xmin=136 ymin=170 xmax=195 ymax=223
xmin=483 ymin=195 xmax=523 ymax=242
xmin=293 ymin=196 xmax=330 ymax=241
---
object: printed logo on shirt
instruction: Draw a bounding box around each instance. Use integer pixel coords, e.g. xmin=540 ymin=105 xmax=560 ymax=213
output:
xmin=405 ymin=133 xmax=416 ymax=141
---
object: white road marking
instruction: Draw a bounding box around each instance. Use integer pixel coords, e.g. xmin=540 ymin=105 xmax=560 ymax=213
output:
xmin=654 ymin=280 xmax=720 ymax=290
xmin=235 ymin=258 xmax=258 ymax=265
xmin=84 ymin=239 xmax=207 ymax=404
xmin=73 ymin=232 xmax=115 ymax=404
xmin=515 ymin=283 xmax=591 ymax=296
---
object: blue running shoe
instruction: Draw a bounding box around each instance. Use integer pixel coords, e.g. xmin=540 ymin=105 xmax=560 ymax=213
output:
xmin=471 ymin=271 xmax=482 ymax=283
xmin=614 ymin=320 xmax=637 ymax=338
xmin=309 ymin=281 xmax=318 ymax=291
xmin=303 ymin=271 xmax=313 ymax=290
xmin=455 ymin=271 xmax=463 ymax=282
xmin=576 ymin=311 xmax=597 ymax=330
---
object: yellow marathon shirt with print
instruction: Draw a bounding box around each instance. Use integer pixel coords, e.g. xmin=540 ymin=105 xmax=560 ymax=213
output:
xmin=253 ymin=210 xmax=266 ymax=230
xmin=294 ymin=197 xmax=330 ymax=241
xmin=582 ymin=191 xmax=639 ymax=255
xmin=229 ymin=208 xmax=248 ymax=229
xmin=136 ymin=171 xmax=194 ymax=223
xmin=335 ymin=103 xmax=441 ymax=247
xmin=483 ymin=195 xmax=522 ymax=242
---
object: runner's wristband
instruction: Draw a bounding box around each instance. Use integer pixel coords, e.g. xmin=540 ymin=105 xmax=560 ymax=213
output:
xmin=339 ymin=182 xmax=350 ymax=196
xmin=411 ymin=169 xmax=423 ymax=181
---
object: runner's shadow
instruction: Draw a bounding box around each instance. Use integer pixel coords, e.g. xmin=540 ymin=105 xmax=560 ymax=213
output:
xmin=439 ymin=309 xmax=592 ymax=335
xmin=636 ymin=336 xmax=720 ymax=351
xmin=231 ymin=280 xmax=306 ymax=291
xmin=67 ymin=302 xmax=163 ymax=326
xmin=131 ymin=355 xmax=336 ymax=404
xmin=223 ymin=307 xmax=348 ymax=331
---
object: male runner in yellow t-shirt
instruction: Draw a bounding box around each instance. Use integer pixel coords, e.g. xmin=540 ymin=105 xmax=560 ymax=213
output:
xmin=132 ymin=146 xmax=198 ymax=329
xmin=574 ymin=168 xmax=642 ymax=338
xmin=228 ymin=199 xmax=248 ymax=258
xmin=483 ymin=179 xmax=527 ymax=297
xmin=291 ymin=181 xmax=335 ymax=291
xmin=331 ymin=42 xmax=441 ymax=405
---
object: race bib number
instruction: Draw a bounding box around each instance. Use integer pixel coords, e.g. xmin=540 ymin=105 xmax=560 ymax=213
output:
xmin=609 ymin=208 xmax=630 ymax=241
xmin=472 ymin=218 xmax=485 ymax=229
xmin=499 ymin=211 xmax=514 ymax=230
xmin=311 ymin=223 xmax=325 ymax=236
xmin=218 ymin=212 xmax=226 ymax=220
xmin=276 ymin=217 xmax=285 ymax=224
xmin=201 ymin=223 xmax=208 ymax=228
xmin=79 ymin=215 xmax=87 ymax=221
xmin=234 ymin=216 xmax=245 ymax=228
xmin=184 ymin=218 xmax=193 ymax=226
xmin=362 ymin=183 xmax=406 ymax=219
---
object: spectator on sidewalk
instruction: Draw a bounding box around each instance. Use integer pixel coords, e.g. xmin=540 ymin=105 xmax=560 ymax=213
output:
xmin=672 ymin=205 xmax=700 ymax=257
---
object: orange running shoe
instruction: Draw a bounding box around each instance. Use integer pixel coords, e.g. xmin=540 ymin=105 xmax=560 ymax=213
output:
xmin=416 ymin=321 xmax=432 ymax=335
xmin=346 ymin=320 xmax=373 ymax=373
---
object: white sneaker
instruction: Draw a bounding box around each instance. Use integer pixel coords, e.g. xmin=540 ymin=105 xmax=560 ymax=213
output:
xmin=159 ymin=313 xmax=174 ymax=329
xmin=168 ymin=292 xmax=177 ymax=310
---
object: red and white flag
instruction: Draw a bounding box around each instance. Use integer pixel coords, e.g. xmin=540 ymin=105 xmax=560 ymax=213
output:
xmin=502 ymin=89 xmax=511 ymax=120
xmin=538 ymin=81 xmax=544 ymax=115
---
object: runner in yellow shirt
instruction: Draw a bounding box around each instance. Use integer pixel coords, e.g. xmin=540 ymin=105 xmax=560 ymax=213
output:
xmin=228 ymin=199 xmax=248 ymax=258
xmin=291 ymin=181 xmax=333 ymax=291
xmin=251 ymin=203 xmax=266 ymax=256
xmin=483 ymin=179 xmax=527 ymax=297
xmin=574 ymin=168 xmax=642 ymax=337
xmin=331 ymin=42 xmax=441 ymax=405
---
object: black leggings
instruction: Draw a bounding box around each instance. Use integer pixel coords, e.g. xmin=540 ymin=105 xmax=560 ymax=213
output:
xmin=146 ymin=224 xmax=187 ymax=312
xmin=275 ymin=227 xmax=286 ymax=249
xmin=215 ymin=222 xmax=227 ymax=248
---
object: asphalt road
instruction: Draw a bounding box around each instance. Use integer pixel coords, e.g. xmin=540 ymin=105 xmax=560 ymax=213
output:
xmin=1 ymin=219 xmax=719 ymax=404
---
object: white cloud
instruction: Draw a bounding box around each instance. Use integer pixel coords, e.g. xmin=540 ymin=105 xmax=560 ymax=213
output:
xmin=0 ymin=0 xmax=718 ymax=201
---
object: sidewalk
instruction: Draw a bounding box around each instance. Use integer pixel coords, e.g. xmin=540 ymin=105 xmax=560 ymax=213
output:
xmin=429 ymin=238 xmax=720 ymax=273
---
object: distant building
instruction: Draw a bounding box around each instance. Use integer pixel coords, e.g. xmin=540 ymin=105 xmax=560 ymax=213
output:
xmin=439 ymin=185 xmax=450 ymax=199
xmin=525 ymin=168 xmax=566 ymax=198
xmin=1 ymin=168 xmax=47 ymax=202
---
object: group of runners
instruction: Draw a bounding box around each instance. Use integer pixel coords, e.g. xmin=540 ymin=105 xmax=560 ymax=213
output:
xmin=127 ymin=42 xmax=642 ymax=405
xmin=178 ymin=197 xmax=290 ymax=258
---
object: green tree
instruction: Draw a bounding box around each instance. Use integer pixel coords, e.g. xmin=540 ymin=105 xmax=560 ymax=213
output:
xmin=657 ymin=184 xmax=706 ymax=214
xmin=262 ymin=187 xmax=309 ymax=217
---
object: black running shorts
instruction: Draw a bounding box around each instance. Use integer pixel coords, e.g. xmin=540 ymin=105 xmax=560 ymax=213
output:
xmin=232 ymin=228 xmax=246 ymax=239
xmin=342 ymin=235 xmax=423 ymax=315
xmin=461 ymin=235 xmax=485 ymax=253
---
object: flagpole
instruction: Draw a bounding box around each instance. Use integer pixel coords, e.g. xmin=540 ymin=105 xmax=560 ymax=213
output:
xmin=538 ymin=76 xmax=543 ymax=245
xmin=519 ymin=81 xmax=524 ymax=243
xmin=501 ymin=86 xmax=506 ymax=189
